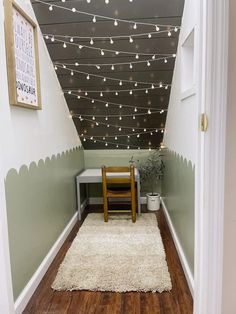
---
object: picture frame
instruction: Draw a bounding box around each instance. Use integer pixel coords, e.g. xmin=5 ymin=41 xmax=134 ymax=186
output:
xmin=4 ymin=0 xmax=41 ymax=110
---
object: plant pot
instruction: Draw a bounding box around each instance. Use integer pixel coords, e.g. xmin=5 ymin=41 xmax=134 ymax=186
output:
xmin=146 ymin=193 xmax=160 ymax=211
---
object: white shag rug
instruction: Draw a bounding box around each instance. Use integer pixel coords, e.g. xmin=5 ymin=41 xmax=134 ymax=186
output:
xmin=52 ymin=213 xmax=172 ymax=293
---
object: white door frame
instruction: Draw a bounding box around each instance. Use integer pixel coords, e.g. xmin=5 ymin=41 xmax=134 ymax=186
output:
xmin=194 ymin=0 xmax=228 ymax=313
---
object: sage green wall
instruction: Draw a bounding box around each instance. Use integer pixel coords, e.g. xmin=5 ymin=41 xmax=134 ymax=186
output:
xmin=5 ymin=147 xmax=84 ymax=300
xmin=84 ymin=150 xmax=161 ymax=197
xmin=162 ymin=149 xmax=195 ymax=274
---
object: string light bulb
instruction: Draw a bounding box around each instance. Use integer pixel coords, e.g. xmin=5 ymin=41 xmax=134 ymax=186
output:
xmin=147 ymin=61 xmax=151 ymax=67
xmin=86 ymin=74 xmax=90 ymax=80
xmin=90 ymin=38 xmax=94 ymax=45
xmin=114 ymin=19 xmax=118 ymax=26
xmin=49 ymin=5 xmax=53 ymax=11
xmin=70 ymin=37 xmax=74 ymax=42
xmin=92 ymin=16 xmax=96 ymax=23
xmin=111 ymin=65 xmax=115 ymax=70
xmin=168 ymin=31 xmax=172 ymax=37
xmin=129 ymin=36 xmax=133 ymax=43
xmin=119 ymin=80 xmax=123 ymax=86
xmin=155 ymin=25 xmax=160 ymax=31
xmin=135 ymin=54 xmax=139 ymax=59
xmin=133 ymin=23 xmax=137 ymax=29
xmin=72 ymin=7 xmax=76 ymax=12
xmin=110 ymin=38 xmax=114 ymax=44
xmin=129 ymin=63 xmax=133 ymax=69
xmin=63 ymin=42 xmax=67 ymax=48
xmin=101 ymin=50 xmax=105 ymax=55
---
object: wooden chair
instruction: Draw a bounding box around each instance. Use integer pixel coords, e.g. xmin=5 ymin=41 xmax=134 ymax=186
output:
xmin=101 ymin=165 xmax=136 ymax=223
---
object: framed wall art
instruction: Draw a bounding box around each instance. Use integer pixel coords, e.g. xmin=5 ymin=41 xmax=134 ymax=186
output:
xmin=4 ymin=0 xmax=41 ymax=109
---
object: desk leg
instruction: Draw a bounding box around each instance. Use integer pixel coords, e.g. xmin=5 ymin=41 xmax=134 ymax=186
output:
xmin=76 ymin=180 xmax=81 ymax=221
xmin=137 ymin=179 xmax=141 ymax=215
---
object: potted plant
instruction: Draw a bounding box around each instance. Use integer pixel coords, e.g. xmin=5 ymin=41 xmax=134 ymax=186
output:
xmin=131 ymin=150 xmax=164 ymax=211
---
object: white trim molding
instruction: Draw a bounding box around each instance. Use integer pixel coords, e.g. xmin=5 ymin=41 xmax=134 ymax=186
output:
xmin=14 ymin=210 xmax=80 ymax=314
xmin=161 ymin=197 xmax=194 ymax=296
xmin=194 ymin=0 xmax=229 ymax=313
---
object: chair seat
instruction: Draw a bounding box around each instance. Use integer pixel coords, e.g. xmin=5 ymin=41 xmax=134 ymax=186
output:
xmin=107 ymin=189 xmax=132 ymax=197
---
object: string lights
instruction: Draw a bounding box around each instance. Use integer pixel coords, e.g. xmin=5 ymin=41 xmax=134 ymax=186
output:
xmin=65 ymin=91 xmax=168 ymax=111
xmin=35 ymin=0 xmax=178 ymax=149
xmin=35 ymin=0 xmax=180 ymax=32
xmin=79 ymin=128 xmax=161 ymax=138
xmin=65 ymin=84 xmax=170 ymax=95
xmin=73 ymin=115 xmax=165 ymax=132
xmin=53 ymin=54 xmax=176 ymax=70
xmin=44 ymin=28 xmax=179 ymax=44
xmin=55 ymin=63 xmax=171 ymax=87
xmin=75 ymin=110 xmax=164 ymax=119
xmin=45 ymin=35 xmax=176 ymax=57
xmin=80 ymin=136 xmax=157 ymax=150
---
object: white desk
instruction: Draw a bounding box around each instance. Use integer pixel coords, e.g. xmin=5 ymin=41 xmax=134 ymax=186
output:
xmin=76 ymin=168 xmax=141 ymax=220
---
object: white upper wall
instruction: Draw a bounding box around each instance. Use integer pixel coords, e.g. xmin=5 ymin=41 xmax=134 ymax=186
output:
xmin=0 ymin=0 xmax=81 ymax=175
xmin=163 ymin=0 xmax=198 ymax=164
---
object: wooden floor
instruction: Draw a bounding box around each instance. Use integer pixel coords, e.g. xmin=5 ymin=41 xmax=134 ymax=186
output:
xmin=23 ymin=206 xmax=193 ymax=314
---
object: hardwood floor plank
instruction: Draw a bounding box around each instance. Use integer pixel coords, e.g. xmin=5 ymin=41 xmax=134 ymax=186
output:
xmin=23 ymin=206 xmax=193 ymax=314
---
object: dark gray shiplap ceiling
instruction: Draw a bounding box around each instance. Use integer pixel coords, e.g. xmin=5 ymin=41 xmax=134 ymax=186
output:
xmin=32 ymin=0 xmax=184 ymax=149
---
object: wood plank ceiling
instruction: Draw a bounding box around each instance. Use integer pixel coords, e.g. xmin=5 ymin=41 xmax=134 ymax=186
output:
xmin=32 ymin=0 xmax=184 ymax=150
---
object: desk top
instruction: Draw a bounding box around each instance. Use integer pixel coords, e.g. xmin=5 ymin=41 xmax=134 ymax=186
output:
xmin=76 ymin=168 xmax=139 ymax=183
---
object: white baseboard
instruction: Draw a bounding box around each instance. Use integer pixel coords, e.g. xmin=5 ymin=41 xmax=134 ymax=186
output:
xmin=160 ymin=197 xmax=194 ymax=297
xmin=14 ymin=211 xmax=79 ymax=314
xmin=89 ymin=196 xmax=147 ymax=205
xmin=80 ymin=198 xmax=89 ymax=216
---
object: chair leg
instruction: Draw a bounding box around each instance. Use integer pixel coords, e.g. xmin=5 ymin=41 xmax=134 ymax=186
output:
xmin=131 ymin=195 xmax=136 ymax=223
xmin=104 ymin=197 xmax=108 ymax=222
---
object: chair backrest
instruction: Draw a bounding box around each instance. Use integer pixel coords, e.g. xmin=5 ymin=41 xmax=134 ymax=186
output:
xmin=101 ymin=165 xmax=135 ymax=193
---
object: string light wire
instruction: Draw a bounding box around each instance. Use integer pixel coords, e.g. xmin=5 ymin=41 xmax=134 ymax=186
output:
xmin=44 ymin=28 xmax=179 ymax=42
xmin=34 ymin=0 xmax=181 ymax=30
xmin=54 ymin=55 xmax=176 ymax=69
xmin=80 ymin=128 xmax=161 ymax=138
xmin=55 ymin=63 xmax=171 ymax=86
xmin=74 ymin=116 xmax=164 ymax=131
xmin=65 ymin=84 xmax=169 ymax=94
xmin=81 ymin=136 xmax=157 ymax=150
xmin=45 ymin=36 xmax=175 ymax=57
xmin=65 ymin=91 xmax=168 ymax=111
